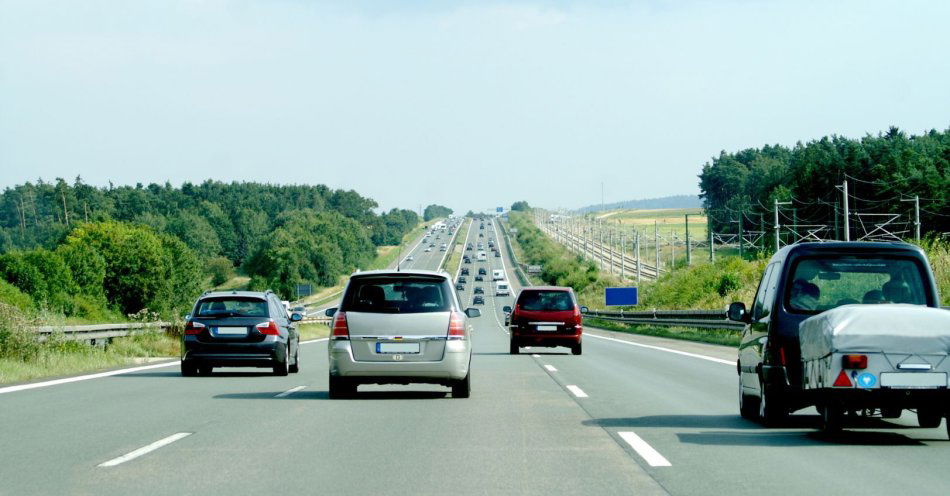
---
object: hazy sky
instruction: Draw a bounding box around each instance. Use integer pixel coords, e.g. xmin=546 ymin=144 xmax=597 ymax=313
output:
xmin=1 ymin=1 xmax=948 ymax=214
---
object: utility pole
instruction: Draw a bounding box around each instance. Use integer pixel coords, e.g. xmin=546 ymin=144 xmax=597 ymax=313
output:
xmin=738 ymin=211 xmax=744 ymax=259
xmin=774 ymin=199 xmax=791 ymax=251
xmin=839 ymin=180 xmax=850 ymax=241
xmin=670 ymin=228 xmax=675 ymax=269
xmin=599 ymin=220 xmax=604 ymax=270
xmin=608 ymin=228 xmax=614 ymax=275
xmin=635 ymin=230 xmax=641 ymax=284
xmin=620 ymin=232 xmax=625 ymax=279
xmin=709 ymin=227 xmax=715 ymax=262
xmin=684 ymin=213 xmax=691 ymax=265
xmin=654 ymin=220 xmax=660 ymax=274
xmin=901 ymin=195 xmax=921 ymax=241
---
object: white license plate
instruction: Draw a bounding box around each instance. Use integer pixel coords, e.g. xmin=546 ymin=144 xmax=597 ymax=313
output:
xmin=377 ymin=342 xmax=420 ymax=354
xmin=880 ymin=372 xmax=947 ymax=388
xmin=536 ymin=325 xmax=558 ymax=332
xmin=215 ymin=327 xmax=248 ymax=336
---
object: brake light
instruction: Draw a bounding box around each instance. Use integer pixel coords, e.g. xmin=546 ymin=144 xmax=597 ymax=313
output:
xmin=256 ymin=320 xmax=280 ymax=335
xmin=573 ymin=305 xmax=583 ymax=331
xmin=331 ymin=312 xmax=349 ymax=340
xmin=832 ymin=370 xmax=853 ymax=387
xmin=184 ymin=321 xmax=205 ymax=335
xmin=778 ymin=347 xmax=787 ymax=366
xmin=448 ymin=311 xmax=466 ymax=340
xmin=842 ymin=354 xmax=868 ymax=369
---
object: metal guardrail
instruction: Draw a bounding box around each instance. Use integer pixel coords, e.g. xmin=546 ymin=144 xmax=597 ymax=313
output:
xmin=34 ymin=322 xmax=172 ymax=343
xmin=582 ymin=309 xmax=745 ymax=331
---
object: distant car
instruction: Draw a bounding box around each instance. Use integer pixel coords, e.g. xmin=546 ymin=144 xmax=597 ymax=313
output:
xmin=292 ymin=306 xmax=308 ymax=318
xmin=406 ymin=255 xmax=414 ymax=262
xmin=425 ymin=247 xmax=432 ymax=252
xmin=477 ymin=252 xmax=487 ymax=261
xmin=464 ymin=257 xmax=472 ymax=264
xmin=182 ymin=290 xmax=302 ymax=376
xmin=458 ymin=276 xmax=467 ymax=284
xmin=473 ymin=295 xmax=485 ymax=305
xmin=325 ymin=269 xmax=481 ymax=398
xmin=466 ymin=246 xmax=473 ymax=251
xmin=495 ymin=282 xmax=511 ymax=297
xmin=455 ymin=283 xmax=465 ymax=291
xmin=429 ymin=243 xmax=436 ymax=247
xmin=474 ymin=286 xmax=484 ymax=294
xmin=474 ymin=275 xmax=484 ymax=281
xmin=479 ymin=233 xmax=484 ymax=238
xmin=492 ymin=269 xmax=504 ymax=281
xmin=478 ymin=268 xmax=487 ymax=275
xmin=494 ymin=251 xmax=501 ymax=258
xmin=460 ymin=268 xmax=470 ymax=275
xmin=508 ymin=287 xmax=583 ymax=356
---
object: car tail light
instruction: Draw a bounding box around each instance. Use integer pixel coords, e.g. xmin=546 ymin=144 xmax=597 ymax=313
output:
xmin=331 ymin=311 xmax=349 ymax=340
xmin=832 ymin=370 xmax=853 ymax=387
xmin=778 ymin=347 xmax=787 ymax=366
xmin=573 ymin=305 xmax=583 ymax=330
xmin=184 ymin=321 xmax=205 ymax=335
xmin=256 ymin=320 xmax=280 ymax=335
xmin=447 ymin=311 xmax=466 ymax=340
xmin=842 ymin=354 xmax=868 ymax=369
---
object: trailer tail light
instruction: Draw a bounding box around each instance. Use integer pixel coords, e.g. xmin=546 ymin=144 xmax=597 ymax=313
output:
xmin=778 ymin=347 xmax=787 ymax=366
xmin=447 ymin=311 xmax=466 ymax=340
xmin=832 ymin=370 xmax=853 ymax=387
xmin=255 ymin=320 xmax=280 ymax=335
xmin=331 ymin=312 xmax=349 ymax=340
xmin=842 ymin=354 xmax=868 ymax=369
xmin=184 ymin=321 xmax=206 ymax=335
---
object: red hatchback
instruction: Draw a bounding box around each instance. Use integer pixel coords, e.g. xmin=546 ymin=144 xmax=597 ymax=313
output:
xmin=507 ymin=287 xmax=583 ymax=355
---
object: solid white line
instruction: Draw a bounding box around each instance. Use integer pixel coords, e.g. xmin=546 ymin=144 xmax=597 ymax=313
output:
xmin=531 ymin=354 xmax=540 ymax=358
xmin=618 ymin=431 xmax=671 ymax=467
xmin=544 ymin=364 xmax=557 ymax=372
xmin=586 ymin=333 xmax=735 ymax=366
xmin=300 ymin=337 xmax=329 ymax=345
xmin=566 ymin=385 xmax=588 ymax=398
xmin=0 ymin=360 xmax=179 ymax=395
xmin=98 ymin=432 xmax=192 ymax=467
xmin=275 ymin=385 xmax=306 ymax=398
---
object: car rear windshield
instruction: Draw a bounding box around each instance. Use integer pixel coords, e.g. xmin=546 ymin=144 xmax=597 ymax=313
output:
xmin=786 ymin=256 xmax=928 ymax=313
xmin=195 ymin=297 xmax=268 ymax=318
xmin=517 ymin=290 xmax=574 ymax=311
xmin=342 ymin=276 xmax=453 ymax=314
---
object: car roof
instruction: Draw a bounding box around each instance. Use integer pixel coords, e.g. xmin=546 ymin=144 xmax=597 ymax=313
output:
xmin=351 ymin=269 xmax=449 ymax=279
xmin=770 ymin=241 xmax=925 ymax=263
xmin=519 ymin=286 xmax=574 ymax=292
xmin=200 ymin=290 xmax=269 ymax=300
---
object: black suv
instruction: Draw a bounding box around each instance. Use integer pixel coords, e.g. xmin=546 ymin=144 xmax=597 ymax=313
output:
xmin=181 ymin=290 xmax=302 ymax=376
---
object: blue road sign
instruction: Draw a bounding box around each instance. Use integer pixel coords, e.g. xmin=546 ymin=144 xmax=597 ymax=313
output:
xmin=605 ymin=287 xmax=638 ymax=306
xmin=496 ymin=207 xmax=504 ymax=213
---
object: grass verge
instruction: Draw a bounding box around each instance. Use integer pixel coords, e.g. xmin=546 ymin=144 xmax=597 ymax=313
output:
xmin=585 ymin=318 xmax=740 ymax=347
xmin=442 ymin=219 xmax=471 ymax=276
xmin=298 ymin=323 xmax=330 ymax=341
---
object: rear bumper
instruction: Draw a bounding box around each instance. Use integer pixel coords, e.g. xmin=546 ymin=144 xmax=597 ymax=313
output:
xmin=328 ymin=340 xmax=471 ymax=383
xmin=511 ymin=331 xmax=581 ymax=347
xmin=808 ymin=388 xmax=950 ymax=411
xmin=182 ymin=336 xmax=284 ymax=367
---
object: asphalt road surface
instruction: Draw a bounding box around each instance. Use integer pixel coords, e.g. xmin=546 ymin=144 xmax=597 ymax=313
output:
xmin=1 ymin=217 xmax=947 ymax=495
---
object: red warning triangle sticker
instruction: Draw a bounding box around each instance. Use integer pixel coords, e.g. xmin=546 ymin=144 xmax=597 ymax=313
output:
xmin=833 ymin=370 xmax=852 ymax=387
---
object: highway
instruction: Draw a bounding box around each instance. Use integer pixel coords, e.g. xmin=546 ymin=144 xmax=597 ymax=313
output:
xmin=1 ymin=217 xmax=948 ymax=495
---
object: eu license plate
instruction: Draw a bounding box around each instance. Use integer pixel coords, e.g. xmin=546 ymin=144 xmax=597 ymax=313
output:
xmin=215 ymin=327 xmax=248 ymax=336
xmin=376 ymin=342 xmax=420 ymax=354
xmin=536 ymin=325 xmax=558 ymax=332
xmin=880 ymin=372 xmax=947 ymax=388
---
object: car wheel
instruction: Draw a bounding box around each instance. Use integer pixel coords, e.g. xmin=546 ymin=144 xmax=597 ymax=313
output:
xmin=289 ymin=347 xmax=299 ymax=374
xmin=181 ymin=361 xmax=198 ymax=377
xmin=328 ymin=374 xmax=355 ymax=399
xmin=198 ymin=365 xmax=214 ymax=376
xmin=273 ymin=346 xmax=290 ymax=376
xmin=819 ymin=403 xmax=844 ymax=433
xmin=917 ymin=408 xmax=942 ymax=428
xmin=757 ymin=377 xmax=787 ymax=426
xmin=509 ymin=340 xmax=519 ymax=355
xmin=738 ymin=376 xmax=758 ymax=420
xmin=452 ymin=372 xmax=471 ymax=398
xmin=571 ymin=342 xmax=582 ymax=356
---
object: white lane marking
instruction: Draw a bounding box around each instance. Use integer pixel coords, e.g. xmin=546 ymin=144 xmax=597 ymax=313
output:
xmin=98 ymin=432 xmax=192 ymax=467
xmin=586 ymin=333 xmax=735 ymax=366
xmin=300 ymin=338 xmax=329 ymax=345
xmin=0 ymin=360 xmax=178 ymax=395
xmin=532 ymin=354 xmax=540 ymax=358
xmin=566 ymin=385 xmax=588 ymax=398
xmin=618 ymin=431 xmax=672 ymax=467
xmin=544 ymin=364 xmax=557 ymax=372
xmin=275 ymin=385 xmax=306 ymax=398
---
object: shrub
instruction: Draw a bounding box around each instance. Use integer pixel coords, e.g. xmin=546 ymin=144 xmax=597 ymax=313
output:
xmin=208 ymin=257 xmax=235 ymax=286
xmin=0 ymin=303 xmax=40 ymax=361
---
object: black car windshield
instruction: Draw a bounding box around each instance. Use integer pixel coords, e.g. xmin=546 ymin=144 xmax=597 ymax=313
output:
xmin=518 ymin=290 xmax=574 ymax=311
xmin=786 ymin=256 xmax=928 ymax=313
xmin=342 ymin=277 xmax=452 ymax=313
xmin=195 ymin=297 xmax=268 ymax=317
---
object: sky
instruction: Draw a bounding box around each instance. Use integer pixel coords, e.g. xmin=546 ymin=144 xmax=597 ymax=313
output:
xmin=1 ymin=0 xmax=948 ymax=214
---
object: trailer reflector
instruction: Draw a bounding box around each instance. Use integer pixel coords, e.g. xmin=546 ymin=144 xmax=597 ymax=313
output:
xmin=833 ymin=370 xmax=853 ymax=387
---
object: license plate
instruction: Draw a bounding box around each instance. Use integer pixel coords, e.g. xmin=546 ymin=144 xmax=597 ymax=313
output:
xmin=215 ymin=326 xmax=248 ymax=336
xmin=376 ymin=342 xmax=420 ymax=354
xmin=880 ymin=372 xmax=947 ymax=388
xmin=536 ymin=325 xmax=558 ymax=332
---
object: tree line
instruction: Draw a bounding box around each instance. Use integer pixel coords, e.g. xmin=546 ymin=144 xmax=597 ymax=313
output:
xmin=699 ymin=127 xmax=949 ymax=243
xmin=0 ymin=179 xmax=420 ymax=318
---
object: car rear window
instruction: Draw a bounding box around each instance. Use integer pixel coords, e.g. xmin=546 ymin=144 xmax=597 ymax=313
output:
xmin=342 ymin=276 xmax=452 ymax=314
xmin=517 ymin=290 xmax=573 ymax=311
xmin=785 ymin=256 xmax=928 ymax=313
xmin=195 ymin=297 xmax=268 ymax=317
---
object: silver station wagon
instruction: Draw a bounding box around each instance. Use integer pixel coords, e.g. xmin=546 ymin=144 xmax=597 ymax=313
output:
xmin=325 ymin=270 xmax=480 ymax=398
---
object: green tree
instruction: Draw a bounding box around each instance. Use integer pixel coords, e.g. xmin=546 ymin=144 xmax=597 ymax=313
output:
xmin=423 ymin=204 xmax=453 ymax=221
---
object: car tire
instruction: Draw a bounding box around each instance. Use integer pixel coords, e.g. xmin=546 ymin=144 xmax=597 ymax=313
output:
xmin=757 ymin=377 xmax=787 ymax=426
xmin=181 ymin=361 xmax=198 ymax=377
xmin=452 ymin=372 xmax=471 ymax=398
xmin=509 ymin=340 xmax=519 ymax=355
xmin=329 ymin=374 xmax=355 ymax=399
xmin=917 ymin=408 xmax=942 ymax=428
xmin=571 ymin=342 xmax=582 ymax=356
xmin=738 ymin=376 xmax=759 ymax=420
xmin=198 ymin=365 xmax=214 ymax=376
xmin=819 ymin=403 xmax=844 ymax=433
xmin=289 ymin=347 xmax=299 ymax=374
xmin=273 ymin=346 xmax=290 ymax=376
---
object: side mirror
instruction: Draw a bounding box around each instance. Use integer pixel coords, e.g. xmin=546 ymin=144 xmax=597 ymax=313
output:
xmin=580 ymin=306 xmax=589 ymax=313
xmin=503 ymin=306 xmax=512 ymax=313
xmin=324 ymin=307 xmax=337 ymax=318
xmin=727 ymin=302 xmax=748 ymax=323
xmin=290 ymin=313 xmax=303 ymax=322
xmin=184 ymin=314 xmax=191 ymax=321
xmin=465 ymin=308 xmax=481 ymax=318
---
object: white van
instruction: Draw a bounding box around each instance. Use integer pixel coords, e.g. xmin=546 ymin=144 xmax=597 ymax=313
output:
xmin=495 ymin=282 xmax=511 ymax=296
xmin=492 ymin=269 xmax=505 ymax=281
xmin=477 ymin=251 xmax=487 ymax=261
